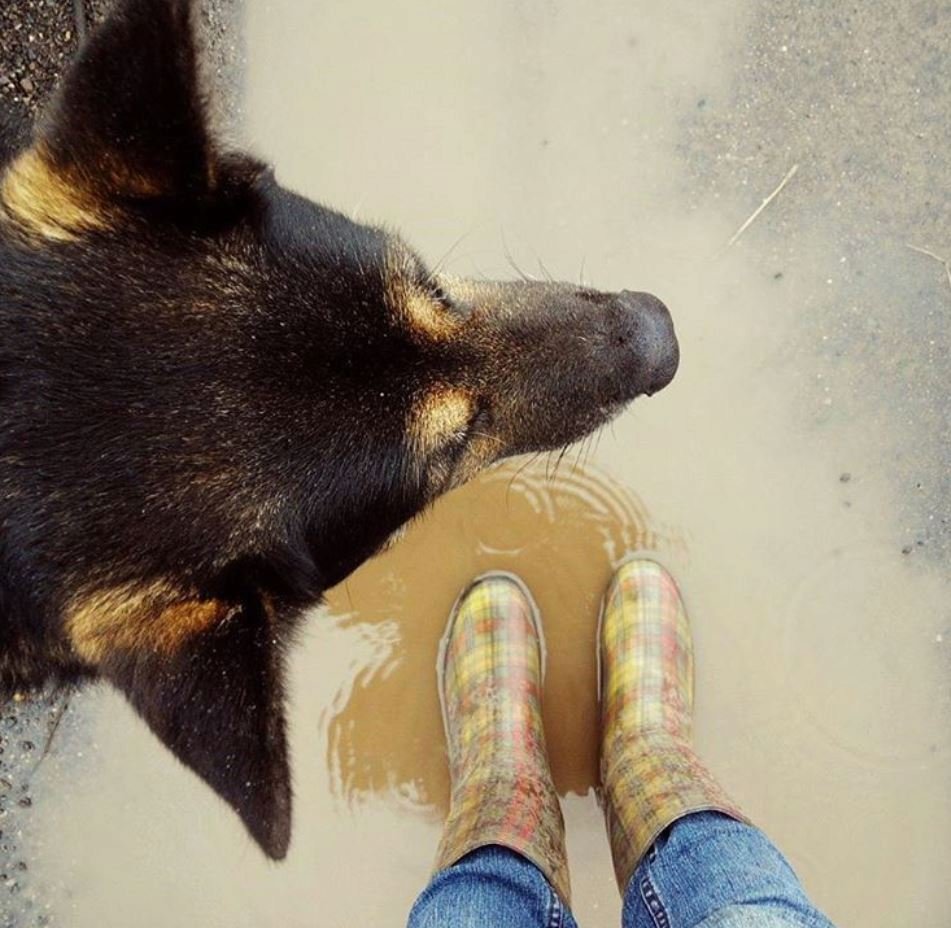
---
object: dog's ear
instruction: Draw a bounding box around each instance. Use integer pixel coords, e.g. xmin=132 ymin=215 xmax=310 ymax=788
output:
xmin=3 ymin=0 xmax=260 ymax=237
xmin=95 ymin=596 xmax=293 ymax=859
xmin=0 ymin=102 xmax=30 ymax=165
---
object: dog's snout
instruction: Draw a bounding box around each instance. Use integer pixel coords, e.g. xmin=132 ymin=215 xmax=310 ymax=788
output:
xmin=615 ymin=290 xmax=679 ymax=396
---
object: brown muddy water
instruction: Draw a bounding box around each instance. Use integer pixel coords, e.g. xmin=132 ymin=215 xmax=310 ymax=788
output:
xmin=9 ymin=1 xmax=949 ymax=927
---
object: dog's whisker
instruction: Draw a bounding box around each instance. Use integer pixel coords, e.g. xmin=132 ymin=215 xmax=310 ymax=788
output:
xmin=590 ymin=426 xmax=605 ymax=461
xmin=552 ymin=442 xmax=571 ymax=479
xmin=429 ymin=228 xmax=476 ymax=279
xmin=576 ymin=434 xmax=593 ymax=473
xmin=591 ymin=428 xmax=603 ymax=461
xmin=535 ymin=254 xmax=555 ymax=283
xmin=512 ymin=451 xmax=539 ymax=482
xmin=506 ymin=452 xmax=542 ymax=504
xmin=471 ymin=431 xmax=505 ymax=448
xmin=500 ymin=229 xmax=535 ymax=283
xmin=505 ymin=252 xmax=533 ymax=283
xmin=30 ymin=693 xmax=70 ymax=776
xmin=570 ymin=441 xmax=582 ymax=476
xmin=349 ymin=198 xmax=366 ymax=222
xmin=574 ymin=435 xmax=593 ymax=474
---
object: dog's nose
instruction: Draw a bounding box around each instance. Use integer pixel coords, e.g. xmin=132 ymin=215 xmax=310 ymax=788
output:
xmin=616 ymin=290 xmax=679 ymax=395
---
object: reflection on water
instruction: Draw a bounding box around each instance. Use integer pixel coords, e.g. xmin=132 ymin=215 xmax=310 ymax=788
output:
xmin=322 ymin=461 xmax=676 ymax=813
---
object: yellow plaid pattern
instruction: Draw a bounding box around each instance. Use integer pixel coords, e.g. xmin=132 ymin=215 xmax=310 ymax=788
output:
xmin=433 ymin=574 xmax=571 ymax=904
xmin=600 ymin=559 xmax=748 ymax=892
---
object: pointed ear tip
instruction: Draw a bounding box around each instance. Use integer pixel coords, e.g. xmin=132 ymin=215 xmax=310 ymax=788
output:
xmin=252 ymin=817 xmax=292 ymax=861
xmin=265 ymin=838 xmax=290 ymax=862
xmin=243 ymin=779 xmax=293 ymax=860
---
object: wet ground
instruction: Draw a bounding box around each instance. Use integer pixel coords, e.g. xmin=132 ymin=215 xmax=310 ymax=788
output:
xmin=1 ymin=1 xmax=948 ymax=926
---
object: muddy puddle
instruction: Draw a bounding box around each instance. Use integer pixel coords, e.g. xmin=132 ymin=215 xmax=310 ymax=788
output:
xmin=322 ymin=462 xmax=672 ymax=812
xmin=5 ymin=1 xmax=948 ymax=927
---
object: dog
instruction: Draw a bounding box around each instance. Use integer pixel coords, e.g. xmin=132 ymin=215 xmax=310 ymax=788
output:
xmin=0 ymin=0 xmax=678 ymax=858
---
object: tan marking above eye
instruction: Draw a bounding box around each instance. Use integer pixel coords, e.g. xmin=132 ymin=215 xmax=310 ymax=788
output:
xmin=402 ymin=288 xmax=458 ymax=338
xmin=384 ymin=244 xmax=458 ymax=339
xmin=66 ymin=580 xmax=232 ymax=664
xmin=0 ymin=146 xmax=110 ymax=242
xmin=411 ymin=388 xmax=474 ymax=458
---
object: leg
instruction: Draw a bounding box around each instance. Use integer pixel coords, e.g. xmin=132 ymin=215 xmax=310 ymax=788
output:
xmin=409 ymin=846 xmax=577 ymax=928
xmin=408 ymin=574 xmax=577 ymax=927
xmin=599 ymin=560 xmax=836 ymax=928
xmin=622 ymin=813 xmax=834 ymax=928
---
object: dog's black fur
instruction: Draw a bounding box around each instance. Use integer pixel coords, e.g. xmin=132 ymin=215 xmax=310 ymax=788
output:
xmin=0 ymin=0 xmax=678 ymax=857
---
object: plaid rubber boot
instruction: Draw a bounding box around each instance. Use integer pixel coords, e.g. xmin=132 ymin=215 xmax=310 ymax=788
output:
xmin=600 ymin=559 xmax=749 ymax=892
xmin=433 ymin=573 xmax=571 ymax=904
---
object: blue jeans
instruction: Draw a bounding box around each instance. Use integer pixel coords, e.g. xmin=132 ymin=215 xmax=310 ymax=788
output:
xmin=408 ymin=812 xmax=835 ymax=928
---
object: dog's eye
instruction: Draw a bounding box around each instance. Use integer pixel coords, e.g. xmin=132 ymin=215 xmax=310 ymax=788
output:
xmin=436 ymin=401 xmax=491 ymax=461
xmin=465 ymin=402 xmax=493 ymax=441
xmin=445 ymin=403 xmax=492 ymax=456
xmin=427 ymin=281 xmax=453 ymax=311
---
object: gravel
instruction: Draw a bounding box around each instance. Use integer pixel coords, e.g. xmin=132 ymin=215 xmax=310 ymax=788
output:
xmin=0 ymin=0 xmax=244 ymax=124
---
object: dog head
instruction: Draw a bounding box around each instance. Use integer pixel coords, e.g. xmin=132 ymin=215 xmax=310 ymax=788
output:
xmin=0 ymin=0 xmax=677 ymax=856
